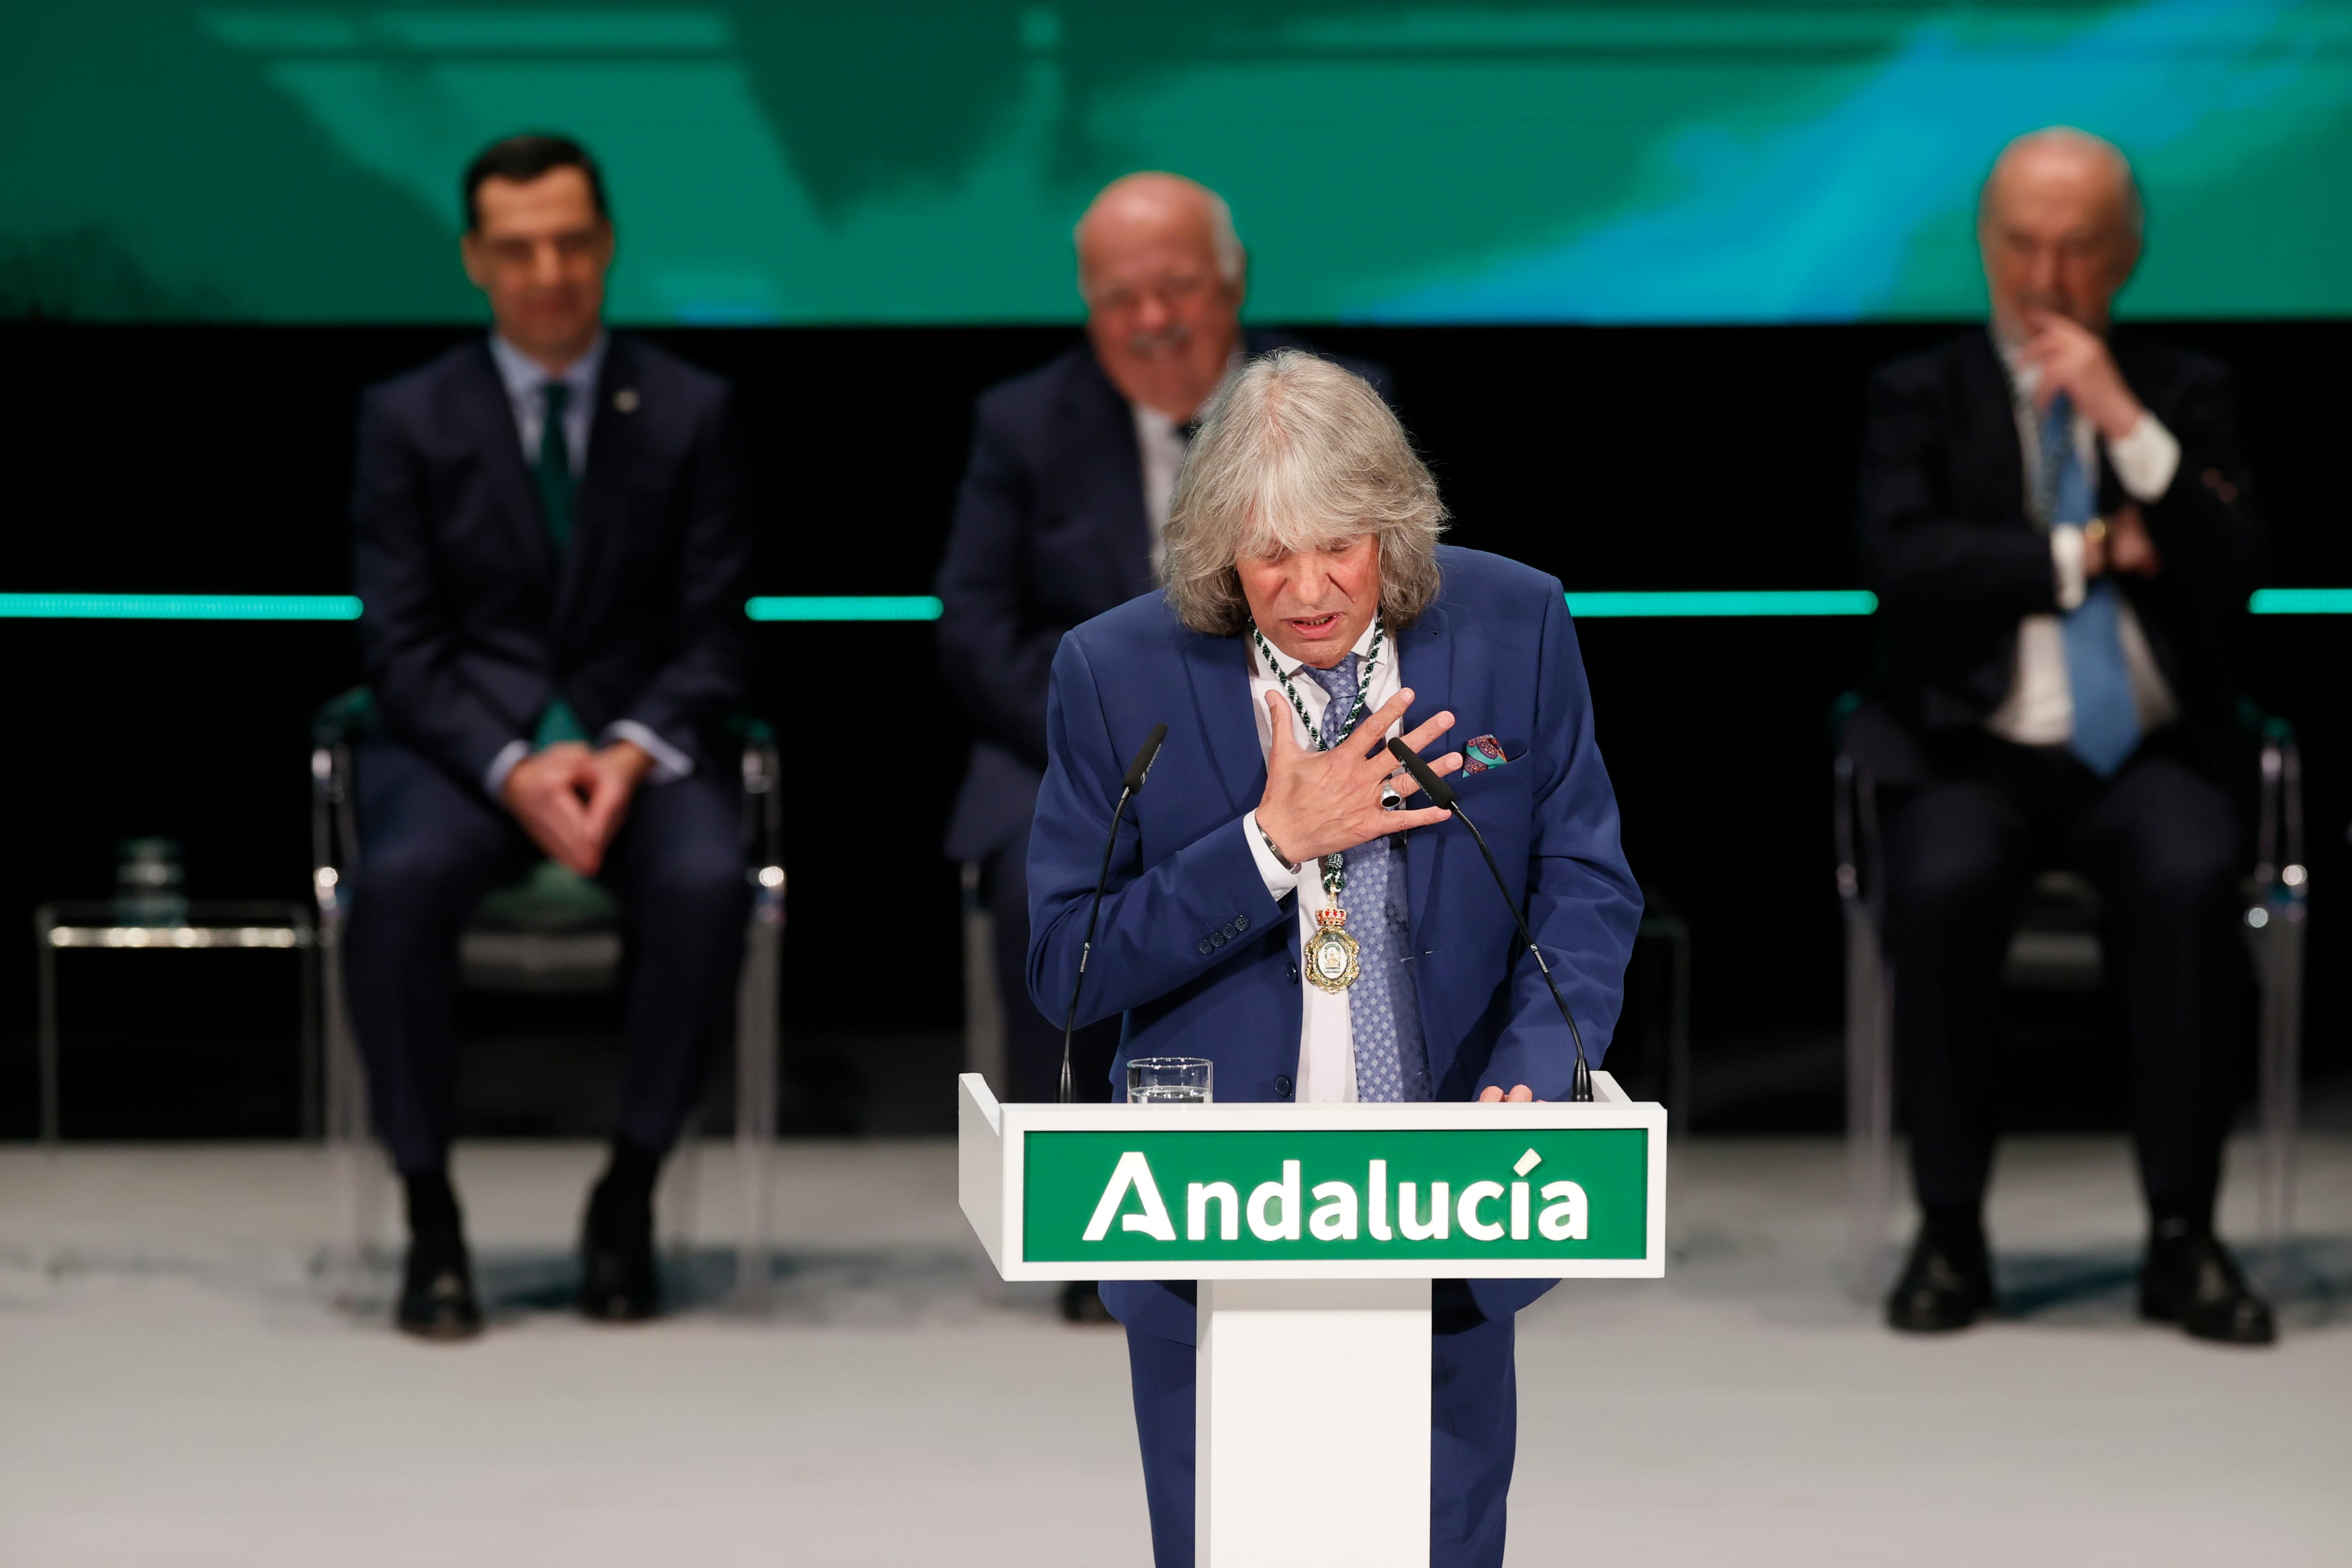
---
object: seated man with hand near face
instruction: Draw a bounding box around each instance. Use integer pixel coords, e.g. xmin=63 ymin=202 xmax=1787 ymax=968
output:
xmin=1860 ymin=128 xmax=2272 ymax=1344
xmin=1026 ymin=351 xmax=1642 ymax=1567
xmin=347 ymin=134 xmax=752 ymax=1340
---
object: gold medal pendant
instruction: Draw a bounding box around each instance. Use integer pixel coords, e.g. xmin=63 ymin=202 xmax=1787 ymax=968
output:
xmin=1303 ymin=906 xmax=1361 ymax=993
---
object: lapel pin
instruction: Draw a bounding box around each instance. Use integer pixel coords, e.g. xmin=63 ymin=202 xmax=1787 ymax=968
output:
xmin=613 ymin=387 xmax=640 ymax=413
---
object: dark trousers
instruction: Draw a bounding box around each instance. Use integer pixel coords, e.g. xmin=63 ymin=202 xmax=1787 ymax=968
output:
xmin=983 ymin=821 xmax=1119 ymax=1105
xmin=1884 ymin=732 xmax=2247 ymax=1219
xmin=1124 ymin=1284 xmax=1517 ymax=1568
xmin=346 ymin=738 xmax=750 ymax=1174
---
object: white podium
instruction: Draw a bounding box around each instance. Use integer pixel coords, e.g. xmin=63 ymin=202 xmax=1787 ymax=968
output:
xmin=959 ymin=1072 xmax=1667 ymax=1567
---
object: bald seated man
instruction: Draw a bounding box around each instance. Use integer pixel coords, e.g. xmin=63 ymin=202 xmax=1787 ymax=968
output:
xmin=934 ymin=173 xmax=1389 ymax=1320
xmin=1857 ymin=128 xmax=2272 ymax=1344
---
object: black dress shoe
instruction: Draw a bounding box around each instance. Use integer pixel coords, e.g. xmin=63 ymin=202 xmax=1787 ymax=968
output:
xmin=2140 ymin=1221 xmax=2275 ymax=1346
xmin=397 ymin=1230 xmax=483 ymax=1342
xmin=580 ymin=1182 xmax=660 ymax=1323
xmin=1885 ymin=1226 xmax=1994 ymax=1333
xmin=1060 ymin=1280 xmax=1116 ymax=1325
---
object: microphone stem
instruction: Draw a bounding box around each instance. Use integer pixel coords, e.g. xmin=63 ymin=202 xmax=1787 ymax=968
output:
xmin=1447 ymin=801 xmax=1594 ymax=1104
xmin=1061 ymin=786 xmax=1133 ymax=1104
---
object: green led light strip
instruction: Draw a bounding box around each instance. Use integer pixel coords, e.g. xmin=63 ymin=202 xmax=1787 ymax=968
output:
xmin=1 ymin=590 xmax=2346 ymax=622
xmin=0 ymin=593 xmax=362 ymax=620
xmin=1565 ymin=590 xmax=1877 ymax=618
xmin=745 ymin=595 xmax=945 ymax=622
xmin=2247 ymin=588 xmax=2352 ymax=614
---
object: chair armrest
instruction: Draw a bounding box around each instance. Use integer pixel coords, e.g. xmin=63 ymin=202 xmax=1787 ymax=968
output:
xmin=306 ymin=690 xmax=373 ymax=915
xmin=736 ymin=720 xmax=783 ymax=872
xmin=1830 ymin=694 xmax=1933 ymax=916
xmin=311 ymin=687 xmax=375 ymax=749
xmin=2253 ymin=718 xmax=2306 ymax=892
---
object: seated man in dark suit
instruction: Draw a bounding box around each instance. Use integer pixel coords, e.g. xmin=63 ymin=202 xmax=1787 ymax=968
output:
xmin=1859 ymin=128 xmax=2271 ymax=1344
xmin=348 ymin=134 xmax=753 ymax=1338
xmin=935 ymin=172 xmax=1387 ymax=1320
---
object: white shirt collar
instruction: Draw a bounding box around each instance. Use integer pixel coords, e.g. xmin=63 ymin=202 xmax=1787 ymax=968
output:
xmin=1130 ymin=346 xmax=1248 ymax=433
xmin=489 ymin=328 xmax=607 ymax=405
xmin=1988 ymin=321 xmax=2044 ymax=402
xmin=1990 ymin=317 xmax=2110 ymax=408
xmin=1133 ymin=402 xmax=1181 ymax=439
xmin=1251 ymin=614 xmax=1381 ymax=681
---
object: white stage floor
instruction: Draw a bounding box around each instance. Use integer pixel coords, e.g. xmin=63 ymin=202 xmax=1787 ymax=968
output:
xmin=2 ymin=1134 xmax=2346 ymax=1566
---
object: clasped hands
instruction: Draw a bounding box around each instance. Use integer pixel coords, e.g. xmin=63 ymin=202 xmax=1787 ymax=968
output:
xmin=2017 ymin=309 xmax=2161 ymax=579
xmin=500 ymin=739 xmax=654 ymax=876
xmin=1253 ymin=686 xmax=1542 ymax=1102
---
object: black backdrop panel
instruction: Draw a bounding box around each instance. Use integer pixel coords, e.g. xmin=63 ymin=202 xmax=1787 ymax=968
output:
xmin=2 ymin=321 xmax=2343 ymax=1136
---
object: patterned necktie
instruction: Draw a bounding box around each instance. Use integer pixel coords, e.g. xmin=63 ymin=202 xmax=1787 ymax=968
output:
xmin=531 ymin=381 xmax=587 ymax=748
xmin=536 ymin=381 xmax=575 ymax=552
xmin=2041 ymin=392 xmax=2139 ymax=776
xmin=1300 ymin=656 xmax=1433 ymax=1102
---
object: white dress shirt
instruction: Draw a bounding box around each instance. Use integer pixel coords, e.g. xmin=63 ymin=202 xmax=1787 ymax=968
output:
xmin=480 ymin=330 xmax=692 ymax=796
xmin=1127 ymin=349 xmax=1245 ymax=575
xmin=1236 ymin=619 xmax=1406 ymax=1104
xmin=1132 ymin=404 xmax=1187 ymax=578
xmin=1987 ymin=332 xmax=2181 ymax=746
xmin=488 ymin=330 xmax=602 ymax=477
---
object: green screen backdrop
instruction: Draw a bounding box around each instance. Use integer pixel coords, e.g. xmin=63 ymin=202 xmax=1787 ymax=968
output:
xmin=5 ymin=1 xmax=2349 ymax=324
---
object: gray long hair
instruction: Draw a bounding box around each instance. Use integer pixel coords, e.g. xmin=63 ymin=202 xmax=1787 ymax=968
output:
xmin=1161 ymin=349 xmax=1448 ymax=637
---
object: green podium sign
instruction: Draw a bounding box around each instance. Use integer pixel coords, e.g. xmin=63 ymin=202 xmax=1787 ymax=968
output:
xmin=957 ymin=1071 xmax=1669 ymax=1565
xmin=1025 ymin=1126 xmax=1649 ymax=1264
xmin=960 ymin=1073 xmax=1665 ymax=1281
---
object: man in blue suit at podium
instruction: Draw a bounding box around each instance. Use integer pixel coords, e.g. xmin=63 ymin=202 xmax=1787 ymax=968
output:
xmin=936 ymin=172 xmax=1389 ymax=1107
xmin=936 ymin=170 xmax=1386 ymax=1324
xmin=1027 ymin=351 xmax=1642 ymax=1567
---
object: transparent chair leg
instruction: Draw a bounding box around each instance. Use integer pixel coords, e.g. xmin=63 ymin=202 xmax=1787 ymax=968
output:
xmin=961 ymin=861 xmax=1008 ymax=1096
xmin=1844 ymin=905 xmax=1896 ymax=1303
xmin=322 ymin=936 xmax=392 ymax=1313
xmin=732 ymin=895 xmax=783 ymax=1312
xmin=38 ymin=925 xmax=63 ymax=1148
xmin=2251 ymin=894 xmax=2306 ymax=1298
xmin=660 ymin=1128 xmax=703 ymax=1288
xmin=1665 ymin=918 xmax=1692 ymax=1141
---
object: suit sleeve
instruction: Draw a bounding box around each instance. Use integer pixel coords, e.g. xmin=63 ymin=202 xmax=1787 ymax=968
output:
xmin=935 ymin=404 xmax=1066 ymax=772
xmin=2131 ymin=358 xmax=2268 ymax=614
xmin=1857 ymin=365 xmax=2061 ymax=622
xmin=1025 ymin=634 xmax=1283 ymax=1026
xmin=612 ymin=385 xmax=754 ymax=769
xmin=352 ymin=388 xmax=528 ymax=788
xmin=1480 ymin=589 xmax=1645 ymax=1099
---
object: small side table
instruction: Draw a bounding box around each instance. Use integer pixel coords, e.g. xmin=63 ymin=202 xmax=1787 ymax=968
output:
xmin=35 ymin=900 xmax=319 ymax=1145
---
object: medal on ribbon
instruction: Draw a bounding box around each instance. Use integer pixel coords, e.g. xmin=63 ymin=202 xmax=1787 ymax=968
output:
xmin=1302 ymin=905 xmax=1362 ymax=993
xmin=1252 ymin=618 xmax=1391 ymax=996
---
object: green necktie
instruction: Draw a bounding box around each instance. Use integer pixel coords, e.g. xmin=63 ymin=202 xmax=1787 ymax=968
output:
xmin=531 ymin=380 xmax=587 ymax=748
xmin=535 ymin=380 xmax=575 ymax=551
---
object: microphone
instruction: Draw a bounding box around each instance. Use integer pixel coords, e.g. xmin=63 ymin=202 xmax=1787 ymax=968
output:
xmin=1121 ymin=726 xmax=1166 ymax=794
xmin=1061 ymin=723 xmax=1168 ymax=1103
xmin=1388 ymin=737 xmax=1594 ymax=1102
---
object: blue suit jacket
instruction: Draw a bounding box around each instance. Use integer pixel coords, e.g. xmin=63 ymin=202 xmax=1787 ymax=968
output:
xmin=936 ymin=332 xmax=1391 ymax=861
xmin=1027 ymin=546 xmax=1643 ymax=1342
xmin=351 ymin=334 xmax=751 ymax=789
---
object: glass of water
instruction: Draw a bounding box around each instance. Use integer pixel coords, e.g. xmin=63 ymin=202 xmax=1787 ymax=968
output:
xmin=1127 ymin=1057 xmax=1213 ymax=1104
